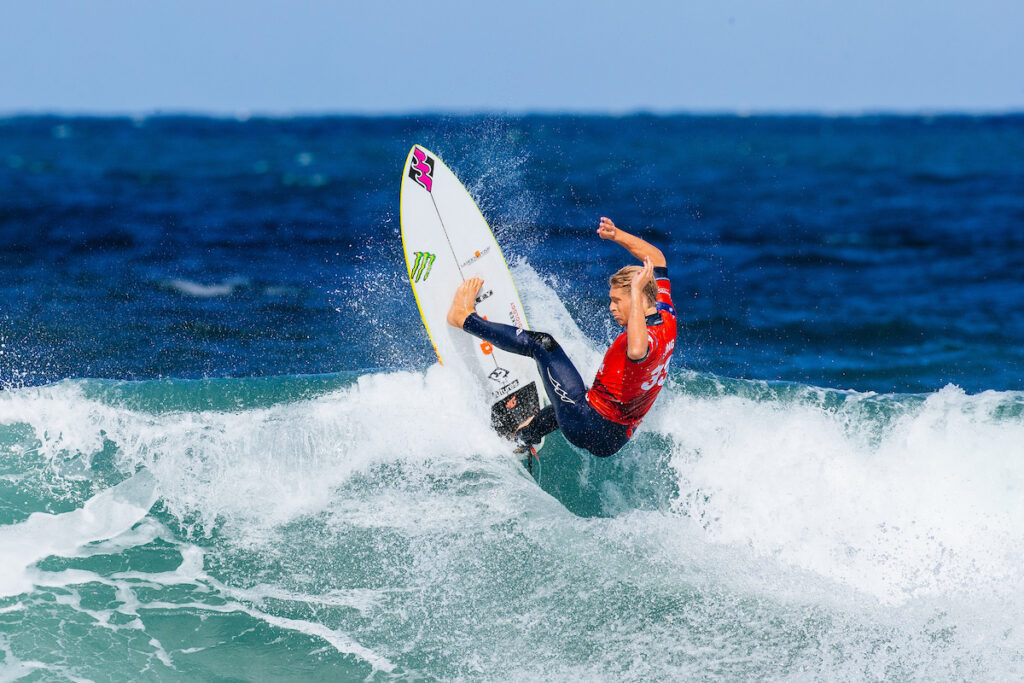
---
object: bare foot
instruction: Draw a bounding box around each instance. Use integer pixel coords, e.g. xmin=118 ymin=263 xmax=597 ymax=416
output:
xmin=447 ymin=277 xmax=483 ymax=328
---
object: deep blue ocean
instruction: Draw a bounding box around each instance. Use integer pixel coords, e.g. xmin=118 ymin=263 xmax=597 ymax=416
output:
xmin=1 ymin=115 xmax=1024 ymax=680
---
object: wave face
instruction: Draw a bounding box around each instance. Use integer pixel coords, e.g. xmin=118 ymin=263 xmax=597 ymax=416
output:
xmin=2 ymin=268 xmax=1024 ymax=680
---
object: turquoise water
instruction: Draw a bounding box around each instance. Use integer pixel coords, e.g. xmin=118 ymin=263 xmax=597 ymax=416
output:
xmin=3 ymin=114 xmax=1024 ymax=679
xmin=3 ymin=268 xmax=1024 ymax=680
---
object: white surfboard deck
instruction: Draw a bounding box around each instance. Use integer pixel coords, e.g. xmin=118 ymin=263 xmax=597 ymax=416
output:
xmin=399 ymin=144 xmax=546 ymax=449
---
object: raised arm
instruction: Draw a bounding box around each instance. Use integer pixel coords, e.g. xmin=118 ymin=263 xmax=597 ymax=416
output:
xmin=626 ymin=258 xmax=655 ymax=360
xmin=597 ymin=217 xmax=666 ymax=268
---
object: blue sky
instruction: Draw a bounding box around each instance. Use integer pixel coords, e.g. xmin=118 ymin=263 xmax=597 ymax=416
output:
xmin=1 ymin=0 xmax=1021 ymax=114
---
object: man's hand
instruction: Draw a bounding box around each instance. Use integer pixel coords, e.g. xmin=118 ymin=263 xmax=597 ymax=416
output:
xmin=630 ymin=257 xmax=654 ymax=299
xmin=597 ymin=216 xmax=618 ymax=241
xmin=596 ymin=217 xmax=667 ymax=268
xmin=625 ymin=257 xmax=655 ymax=360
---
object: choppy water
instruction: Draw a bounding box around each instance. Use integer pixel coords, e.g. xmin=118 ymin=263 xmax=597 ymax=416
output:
xmin=1 ymin=115 xmax=1023 ymax=680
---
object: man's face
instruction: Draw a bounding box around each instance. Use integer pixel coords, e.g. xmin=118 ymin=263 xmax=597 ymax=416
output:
xmin=609 ymin=286 xmax=631 ymax=326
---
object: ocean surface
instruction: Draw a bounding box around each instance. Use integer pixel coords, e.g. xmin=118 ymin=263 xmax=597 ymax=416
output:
xmin=1 ymin=114 xmax=1023 ymax=680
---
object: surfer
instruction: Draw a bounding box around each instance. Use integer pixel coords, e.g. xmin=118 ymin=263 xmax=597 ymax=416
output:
xmin=447 ymin=217 xmax=676 ymax=457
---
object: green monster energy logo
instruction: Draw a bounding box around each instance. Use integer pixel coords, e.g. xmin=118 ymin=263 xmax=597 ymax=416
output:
xmin=410 ymin=251 xmax=436 ymax=282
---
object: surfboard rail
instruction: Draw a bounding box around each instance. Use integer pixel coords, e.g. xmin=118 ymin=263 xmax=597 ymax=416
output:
xmin=399 ymin=144 xmax=547 ymax=452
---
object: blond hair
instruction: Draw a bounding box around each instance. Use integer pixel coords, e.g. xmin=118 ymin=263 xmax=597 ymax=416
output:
xmin=609 ymin=266 xmax=657 ymax=306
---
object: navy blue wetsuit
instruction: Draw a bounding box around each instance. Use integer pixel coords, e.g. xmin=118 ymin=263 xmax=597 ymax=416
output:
xmin=462 ymin=314 xmax=629 ymax=457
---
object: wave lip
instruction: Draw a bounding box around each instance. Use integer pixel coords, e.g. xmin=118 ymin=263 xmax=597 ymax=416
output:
xmin=660 ymin=381 xmax=1024 ymax=605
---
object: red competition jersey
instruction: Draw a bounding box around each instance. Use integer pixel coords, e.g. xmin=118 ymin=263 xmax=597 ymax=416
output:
xmin=587 ymin=267 xmax=677 ymax=433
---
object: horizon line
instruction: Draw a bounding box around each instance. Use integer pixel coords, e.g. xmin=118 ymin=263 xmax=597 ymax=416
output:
xmin=2 ymin=105 xmax=1023 ymax=120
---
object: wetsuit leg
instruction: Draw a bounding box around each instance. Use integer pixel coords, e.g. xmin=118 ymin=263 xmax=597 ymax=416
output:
xmin=563 ymin=407 xmax=629 ymax=457
xmin=462 ymin=314 xmax=629 ymax=457
xmin=462 ymin=314 xmax=588 ymax=408
xmin=462 ymin=313 xmax=556 ymax=357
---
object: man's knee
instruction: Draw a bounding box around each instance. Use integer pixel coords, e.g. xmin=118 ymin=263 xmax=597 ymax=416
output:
xmin=524 ymin=330 xmax=560 ymax=352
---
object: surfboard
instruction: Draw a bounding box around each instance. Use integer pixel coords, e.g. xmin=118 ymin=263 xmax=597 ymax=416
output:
xmin=399 ymin=144 xmax=546 ymax=462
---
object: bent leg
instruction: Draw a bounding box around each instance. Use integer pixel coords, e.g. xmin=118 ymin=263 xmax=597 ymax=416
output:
xmin=459 ymin=310 xmax=630 ymax=457
xmin=451 ymin=280 xmax=558 ymax=358
xmin=462 ymin=313 xmax=537 ymax=357
xmin=534 ymin=342 xmax=589 ymax=409
xmin=513 ymin=333 xmax=630 ymax=457
xmin=514 ymin=332 xmax=592 ymax=434
xmin=462 ymin=313 xmax=577 ymax=369
xmin=463 ymin=313 xmax=589 ymax=427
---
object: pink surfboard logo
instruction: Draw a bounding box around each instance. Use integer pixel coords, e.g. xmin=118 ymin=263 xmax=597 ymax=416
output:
xmin=408 ymin=147 xmax=434 ymax=192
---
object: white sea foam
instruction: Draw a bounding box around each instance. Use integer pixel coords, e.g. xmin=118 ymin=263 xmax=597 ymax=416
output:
xmin=3 ymin=264 xmax=1024 ymax=677
xmin=4 ymin=266 xmax=1024 ymax=613
xmin=656 ymin=381 xmax=1024 ymax=605
xmin=0 ymin=367 xmax=509 ymax=533
xmin=0 ymin=471 xmax=157 ymax=597
xmin=512 ymin=263 xmax=604 ymax=377
xmin=0 ymin=635 xmax=92 ymax=683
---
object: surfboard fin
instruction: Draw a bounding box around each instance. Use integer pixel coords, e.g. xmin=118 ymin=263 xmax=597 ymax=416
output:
xmin=519 ymin=445 xmax=539 ymax=477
